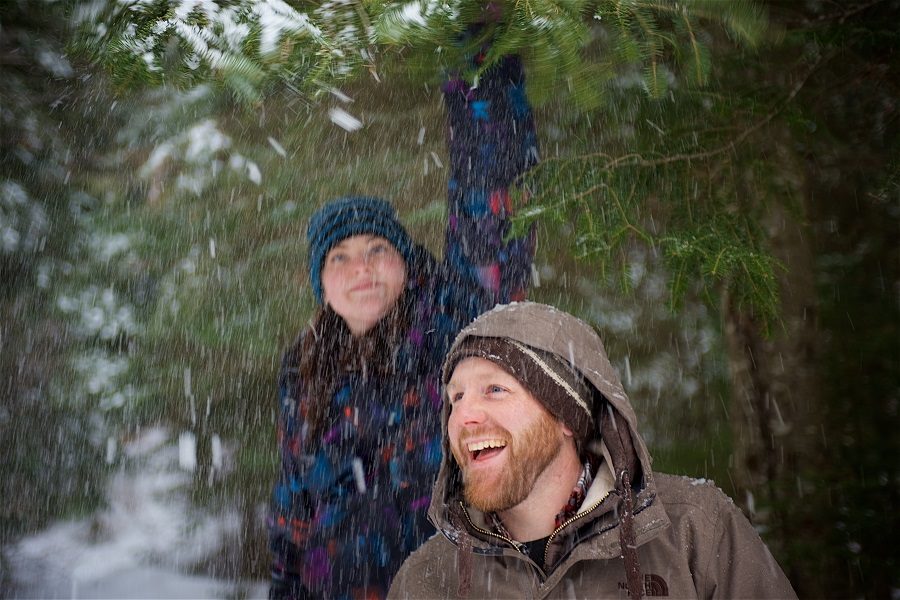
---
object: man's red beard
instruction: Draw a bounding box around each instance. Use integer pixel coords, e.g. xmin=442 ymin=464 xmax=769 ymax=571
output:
xmin=452 ymin=411 xmax=563 ymax=513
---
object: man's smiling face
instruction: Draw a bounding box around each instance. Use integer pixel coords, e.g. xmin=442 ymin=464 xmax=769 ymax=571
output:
xmin=446 ymin=357 xmax=569 ymax=513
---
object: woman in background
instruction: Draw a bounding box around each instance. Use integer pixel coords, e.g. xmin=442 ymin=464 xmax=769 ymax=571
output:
xmin=268 ymin=47 xmax=538 ymax=599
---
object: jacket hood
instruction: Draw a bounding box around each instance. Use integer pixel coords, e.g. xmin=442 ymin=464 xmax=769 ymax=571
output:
xmin=429 ymin=302 xmax=657 ymax=595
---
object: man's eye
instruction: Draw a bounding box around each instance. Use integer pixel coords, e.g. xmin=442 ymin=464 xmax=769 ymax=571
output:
xmin=450 ymin=392 xmax=463 ymax=404
xmin=328 ymin=253 xmax=346 ymax=263
xmin=368 ymin=244 xmax=388 ymax=255
xmin=487 ymin=385 xmax=506 ymax=395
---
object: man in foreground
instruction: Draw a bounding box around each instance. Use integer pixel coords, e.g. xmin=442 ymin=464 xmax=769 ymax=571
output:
xmin=389 ymin=301 xmax=796 ymax=599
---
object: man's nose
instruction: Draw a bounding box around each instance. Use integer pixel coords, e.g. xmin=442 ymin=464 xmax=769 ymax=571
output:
xmin=452 ymin=393 xmax=487 ymax=426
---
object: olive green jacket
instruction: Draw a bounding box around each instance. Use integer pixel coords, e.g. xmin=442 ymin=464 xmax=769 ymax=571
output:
xmin=388 ymin=302 xmax=797 ymax=599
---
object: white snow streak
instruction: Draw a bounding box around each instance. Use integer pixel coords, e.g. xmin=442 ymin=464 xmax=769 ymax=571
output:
xmin=328 ymin=107 xmax=363 ymax=131
xmin=268 ymin=136 xmax=287 ymax=157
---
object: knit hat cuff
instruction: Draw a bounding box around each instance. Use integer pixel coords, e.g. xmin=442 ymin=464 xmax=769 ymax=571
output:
xmin=443 ymin=337 xmax=595 ymax=442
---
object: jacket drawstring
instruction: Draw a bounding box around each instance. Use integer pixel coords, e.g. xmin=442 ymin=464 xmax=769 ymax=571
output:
xmin=619 ymin=467 xmax=643 ymax=600
xmin=450 ymin=511 xmax=473 ymax=597
xmin=603 ymin=401 xmax=643 ymax=600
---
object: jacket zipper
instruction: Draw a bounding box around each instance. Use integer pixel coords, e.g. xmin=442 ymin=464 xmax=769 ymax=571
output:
xmin=459 ymin=495 xmax=611 ymax=553
xmin=458 ymin=490 xmax=656 ymax=587
xmin=459 ymin=501 xmax=554 ymax=586
xmin=459 ymin=501 xmax=525 ymax=552
xmin=543 ymin=490 xmax=612 ymax=559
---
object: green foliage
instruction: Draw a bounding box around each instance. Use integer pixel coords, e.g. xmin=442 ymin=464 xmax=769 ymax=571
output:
xmin=660 ymin=223 xmax=780 ymax=319
xmin=376 ymin=0 xmax=765 ymax=108
xmin=513 ymin=108 xmax=785 ymax=329
xmin=77 ymin=0 xmax=764 ymax=106
xmin=73 ymin=0 xmax=780 ymax=325
xmin=75 ymin=0 xmax=364 ymax=101
xmin=504 ymin=7 xmax=792 ymax=330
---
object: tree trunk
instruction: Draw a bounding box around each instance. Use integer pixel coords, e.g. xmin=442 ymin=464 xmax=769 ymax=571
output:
xmin=723 ymin=145 xmax=825 ymax=596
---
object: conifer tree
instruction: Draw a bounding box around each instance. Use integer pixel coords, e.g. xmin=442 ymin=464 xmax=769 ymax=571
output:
xmin=0 ymin=0 xmax=115 ymax=556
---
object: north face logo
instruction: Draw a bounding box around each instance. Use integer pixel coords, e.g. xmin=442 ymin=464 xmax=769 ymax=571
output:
xmin=618 ymin=574 xmax=669 ymax=596
xmin=644 ymin=574 xmax=669 ymax=596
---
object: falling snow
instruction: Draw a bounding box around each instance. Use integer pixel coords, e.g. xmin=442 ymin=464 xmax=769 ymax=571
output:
xmin=4 ymin=2 xmax=896 ymax=598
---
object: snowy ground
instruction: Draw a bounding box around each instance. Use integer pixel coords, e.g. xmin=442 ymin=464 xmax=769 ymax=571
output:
xmin=4 ymin=427 xmax=268 ymax=599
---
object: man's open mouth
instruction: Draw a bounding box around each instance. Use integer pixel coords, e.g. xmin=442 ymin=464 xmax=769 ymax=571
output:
xmin=466 ymin=439 xmax=507 ymax=462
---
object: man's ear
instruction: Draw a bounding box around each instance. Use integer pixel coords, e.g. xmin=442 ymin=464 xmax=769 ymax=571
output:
xmin=561 ymin=422 xmax=574 ymax=438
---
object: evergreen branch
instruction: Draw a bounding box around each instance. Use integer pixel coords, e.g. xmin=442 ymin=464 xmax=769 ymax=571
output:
xmin=710 ymin=247 xmax=727 ymax=277
xmin=610 ymin=183 xmax=653 ymax=244
xmin=612 ymin=0 xmax=766 ymax=47
xmin=537 ymin=52 xmax=823 ymax=174
xmin=680 ymin=12 xmax=706 ymax=86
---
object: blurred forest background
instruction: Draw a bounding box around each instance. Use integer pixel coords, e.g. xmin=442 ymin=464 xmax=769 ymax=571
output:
xmin=1 ymin=0 xmax=897 ymax=597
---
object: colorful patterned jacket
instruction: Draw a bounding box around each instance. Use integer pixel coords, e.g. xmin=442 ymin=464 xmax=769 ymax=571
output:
xmin=268 ymin=54 xmax=538 ymax=599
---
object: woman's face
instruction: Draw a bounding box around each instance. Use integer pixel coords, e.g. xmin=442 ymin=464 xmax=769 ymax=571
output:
xmin=321 ymin=234 xmax=407 ymax=336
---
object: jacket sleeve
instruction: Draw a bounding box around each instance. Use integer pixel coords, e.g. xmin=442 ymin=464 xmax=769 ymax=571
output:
xmin=440 ymin=50 xmax=538 ymax=313
xmin=702 ymin=494 xmax=798 ymax=599
xmin=267 ymin=343 xmax=315 ymax=600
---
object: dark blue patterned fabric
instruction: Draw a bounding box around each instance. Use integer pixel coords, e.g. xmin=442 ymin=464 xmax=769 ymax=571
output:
xmin=268 ymin=54 xmax=537 ymax=600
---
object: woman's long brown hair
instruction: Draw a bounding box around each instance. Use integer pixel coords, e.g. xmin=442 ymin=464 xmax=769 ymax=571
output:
xmin=296 ymin=289 xmax=416 ymax=437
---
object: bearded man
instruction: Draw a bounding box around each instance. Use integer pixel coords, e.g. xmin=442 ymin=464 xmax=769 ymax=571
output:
xmin=388 ymin=302 xmax=797 ymax=599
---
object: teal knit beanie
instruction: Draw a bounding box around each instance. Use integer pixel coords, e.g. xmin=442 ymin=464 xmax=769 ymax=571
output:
xmin=307 ymin=196 xmax=416 ymax=304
